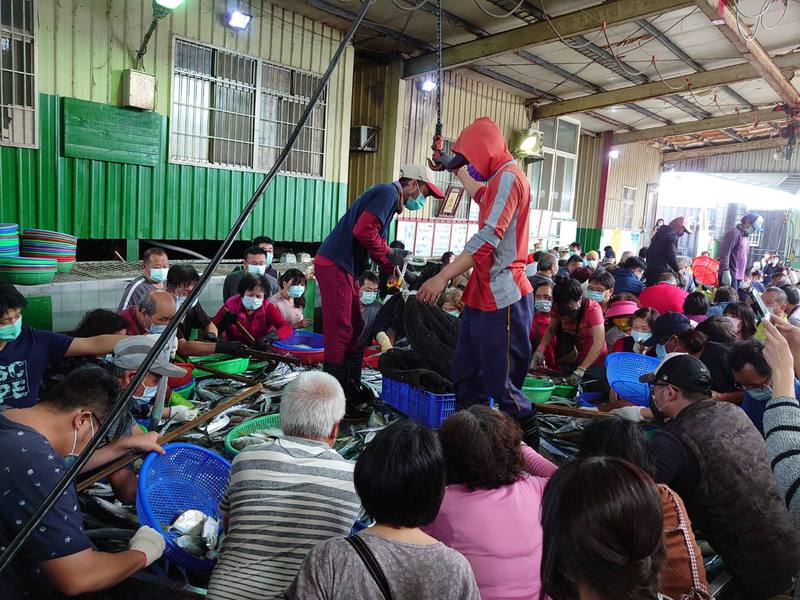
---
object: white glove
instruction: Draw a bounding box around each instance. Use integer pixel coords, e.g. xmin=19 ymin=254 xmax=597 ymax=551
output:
xmin=129 ymin=526 xmax=166 ymax=567
xmin=565 ymin=367 xmax=586 ymax=386
xmin=611 ymin=406 xmax=646 ymax=423
xmin=169 ymin=405 xmax=199 ymax=422
xmin=720 ymin=271 xmax=732 ymax=287
xmin=530 ymin=351 xmax=545 ymax=369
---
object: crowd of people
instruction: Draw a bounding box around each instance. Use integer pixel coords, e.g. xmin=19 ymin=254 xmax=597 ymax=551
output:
xmin=3 ymin=112 xmax=800 ymax=599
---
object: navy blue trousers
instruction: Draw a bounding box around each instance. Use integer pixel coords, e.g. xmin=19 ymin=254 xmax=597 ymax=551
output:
xmin=452 ymin=294 xmax=534 ymax=419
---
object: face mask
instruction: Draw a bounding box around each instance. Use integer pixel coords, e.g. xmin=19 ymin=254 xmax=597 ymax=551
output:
xmin=446 ymin=310 xmax=460 ymax=318
xmin=132 ymin=383 xmax=158 ymax=409
xmin=265 ymin=252 xmax=274 ymax=267
xmin=535 ymin=299 xmax=552 ymax=313
xmin=586 ymin=260 xmax=598 ymax=269
xmin=405 ymin=185 xmax=426 ymax=211
xmin=242 ymin=295 xmax=263 ymax=311
xmin=149 ymin=323 xmax=167 ymax=335
xmin=585 ymin=290 xmax=605 ymax=303
xmin=655 ymin=343 xmax=667 ymax=360
xmin=467 ymin=164 xmax=487 ymax=182
xmin=65 ymin=415 xmax=95 ymax=468
xmin=288 ymin=285 xmax=305 ymax=299
xmin=649 ymin=387 xmax=668 ymax=426
xmin=149 ymin=267 xmax=168 ymax=283
xmin=0 ymin=317 xmax=22 ymax=341
xmin=631 ymin=331 xmax=651 ymax=343
xmin=361 ymin=291 xmax=377 ymax=305
xmin=743 ymin=225 xmax=754 ymax=235
xmin=569 ymin=250 xmax=577 ymax=257
xmin=747 ymin=386 xmax=773 ymax=403
xmin=247 ymin=263 xmax=267 ymax=276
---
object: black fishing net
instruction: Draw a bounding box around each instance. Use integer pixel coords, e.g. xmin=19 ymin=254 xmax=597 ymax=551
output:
xmin=376 ymin=296 xmax=460 ymax=393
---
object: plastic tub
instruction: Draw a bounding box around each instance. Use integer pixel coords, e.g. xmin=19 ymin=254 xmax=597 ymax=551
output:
xmin=0 ymin=271 xmax=56 ymax=285
xmin=224 ymin=414 xmax=282 ymax=456
xmin=272 ymin=331 xmax=324 ymax=365
xmin=168 ymin=362 xmax=195 ymax=388
xmin=189 ymin=354 xmax=250 ymax=378
xmin=553 ymin=384 xmax=578 ymax=400
xmin=522 ymin=376 xmax=556 ymax=403
xmin=136 ymin=443 xmax=230 ymax=572
xmin=380 ymin=377 xmax=455 ymax=429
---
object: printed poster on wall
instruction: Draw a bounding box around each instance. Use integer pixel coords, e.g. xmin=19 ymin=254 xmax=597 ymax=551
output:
xmin=432 ymin=223 xmax=452 ymax=257
xmin=415 ymin=222 xmax=434 ymax=257
xmin=466 ymin=223 xmax=479 ymax=241
xmin=451 ymin=223 xmax=468 ymax=254
xmin=396 ymin=220 xmax=417 ymax=248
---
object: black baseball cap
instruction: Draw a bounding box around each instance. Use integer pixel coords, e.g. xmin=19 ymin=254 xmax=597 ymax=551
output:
xmin=643 ymin=312 xmax=691 ymax=346
xmin=648 ymin=353 xmax=712 ymax=393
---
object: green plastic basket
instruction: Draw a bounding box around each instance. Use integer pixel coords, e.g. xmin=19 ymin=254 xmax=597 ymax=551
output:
xmin=56 ymin=260 xmax=75 ymax=273
xmin=224 ymin=414 xmax=281 ymax=456
xmin=190 ymin=354 xmax=250 ymax=378
xmin=0 ymin=271 xmax=56 ymax=285
xmin=522 ymin=376 xmax=556 ymax=403
xmin=553 ymin=384 xmax=578 ymax=400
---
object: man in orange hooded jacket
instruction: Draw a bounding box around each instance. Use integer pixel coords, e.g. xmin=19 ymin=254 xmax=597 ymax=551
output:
xmin=418 ymin=117 xmax=538 ymax=447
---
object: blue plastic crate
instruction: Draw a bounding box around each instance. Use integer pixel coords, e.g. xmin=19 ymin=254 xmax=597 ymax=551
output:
xmin=380 ymin=377 xmax=456 ymax=429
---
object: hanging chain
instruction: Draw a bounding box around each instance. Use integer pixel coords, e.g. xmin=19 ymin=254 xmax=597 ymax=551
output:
xmin=435 ymin=0 xmax=443 ymax=133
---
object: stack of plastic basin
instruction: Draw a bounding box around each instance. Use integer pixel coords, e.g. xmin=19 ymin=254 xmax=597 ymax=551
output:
xmin=0 ymin=224 xmax=19 ymax=258
xmin=0 ymin=256 xmax=58 ymax=285
xmin=21 ymin=229 xmax=77 ymax=273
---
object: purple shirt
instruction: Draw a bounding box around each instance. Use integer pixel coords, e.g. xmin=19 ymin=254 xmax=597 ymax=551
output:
xmin=718 ymin=225 xmax=750 ymax=280
xmin=422 ymin=447 xmax=557 ymax=600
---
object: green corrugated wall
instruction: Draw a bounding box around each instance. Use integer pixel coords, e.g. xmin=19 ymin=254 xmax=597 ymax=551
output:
xmin=0 ymin=94 xmax=346 ymax=241
xmin=576 ymin=228 xmax=602 ymax=253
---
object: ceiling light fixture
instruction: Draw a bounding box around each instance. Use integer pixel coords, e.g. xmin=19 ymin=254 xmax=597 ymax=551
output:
xmin=609 ymin=149 xmax=620 ymax=160
xmin=228 ymin=9 xmax=253 ymax=30
xmin=420 ymin=79 xmax=437 ymax=92
xmin=137 ymin=0 xmax=185 ymax=62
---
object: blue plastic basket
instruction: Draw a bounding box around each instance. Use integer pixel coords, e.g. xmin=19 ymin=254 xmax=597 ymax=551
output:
xmin=272 ymin=331 xmax=324 ymax=365
xmin=605 ymin=352 xmax=661 ymax=406
xmin=136 ymin=443 xmax=231 ymax=572
xmin=380 ymin=377 xmax=456 ymax=429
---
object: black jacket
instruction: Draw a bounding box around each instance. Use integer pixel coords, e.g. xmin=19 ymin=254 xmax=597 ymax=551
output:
xmin=646 ymin=224 xmax=680 ymax=281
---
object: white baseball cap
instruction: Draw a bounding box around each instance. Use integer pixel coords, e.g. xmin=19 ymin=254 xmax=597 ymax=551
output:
xmin=399 ymin=164 xmax=445 ymax=199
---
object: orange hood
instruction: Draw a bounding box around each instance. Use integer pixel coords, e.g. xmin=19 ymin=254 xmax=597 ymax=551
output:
xmin=452 ymin=117 xmax=514 ymax=179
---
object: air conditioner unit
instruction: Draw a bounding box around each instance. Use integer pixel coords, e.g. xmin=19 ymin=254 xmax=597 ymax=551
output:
xmin=350 ymin=125 xmax=379 ymax=153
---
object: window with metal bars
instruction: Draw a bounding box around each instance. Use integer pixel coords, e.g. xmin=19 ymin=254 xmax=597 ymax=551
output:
xmin=621 ymin=186 xmax=636 ymax=230
xmin=0 ymin=0 xmax=36 ymax=148
xmin=170 ymin=38 xmax=326 ymax=177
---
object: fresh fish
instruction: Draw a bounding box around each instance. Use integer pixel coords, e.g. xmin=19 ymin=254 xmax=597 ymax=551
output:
xmin=168 ymin=509 xmax=207 ymax=536
xmin=202 ymin=516 xmax=219 ymax=550
xmin=205 ymin=414 xmax=230 ymax=435
xmin=92 ymin=497 xmax=139 ymax=524
xmin=84 ymin=482 xmax=114 ymax=497
xmin=176 ymin=534 xmax=205 ymax=557
xmin=231 ymin=435 xmax=270 ymax=450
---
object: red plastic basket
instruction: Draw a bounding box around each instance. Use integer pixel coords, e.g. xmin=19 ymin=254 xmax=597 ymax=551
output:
xmin=692 ymin=256 xmax=720 ymax=287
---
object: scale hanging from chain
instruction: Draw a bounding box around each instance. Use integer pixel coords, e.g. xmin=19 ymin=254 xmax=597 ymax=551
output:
xmin=426 ymin=0 xmax=445 ymax=171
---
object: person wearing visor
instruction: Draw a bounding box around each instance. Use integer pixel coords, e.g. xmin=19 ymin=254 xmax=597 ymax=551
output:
xmin=719 ymin=212 xmax=763 ymax=290
xmin=0 ymin=366 xmax=167 ymax=598
xmin=645 ymin=216 xmax=693 ymax=286
xmin=620 ymin=353 xmax=800 ymax=599
xmin=417 ymin=117 xmax=536 ymax=447
xmin=315 ymin=164 xmax=444 ymax=415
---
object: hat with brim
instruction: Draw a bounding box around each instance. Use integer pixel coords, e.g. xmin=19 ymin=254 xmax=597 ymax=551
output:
xmin=639 ymin=353 xmax=712 ymax=392
xmin=643 ymin=311 xmax=691 ymax=346
xmin=399 ymin=164 xmax=445 ymax=199
xmin=605 ymin=300 xmax=638 ymax=319
xmin=112 ymin=336 xmax=187 ymax=378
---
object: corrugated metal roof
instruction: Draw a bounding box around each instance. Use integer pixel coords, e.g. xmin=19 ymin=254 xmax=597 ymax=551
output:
xmin=668 ymin=146 xmax=800 ymax=172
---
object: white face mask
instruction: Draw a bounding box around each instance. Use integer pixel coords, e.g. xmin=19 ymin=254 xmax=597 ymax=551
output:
xmin=247 ymin=263 xmax=267 ymax=276
xmin=242 ymin=295 xmax=263 ymax=311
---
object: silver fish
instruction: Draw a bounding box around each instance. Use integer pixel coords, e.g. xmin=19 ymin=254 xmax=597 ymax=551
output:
xmin=176 ymin=534 xmax=205 ymax=557
xmin=168 ymin=509 xmax=207 ymax=536
xmin=84 ymin=482 xmax=114 ymax=497
xmin=92 ymin=497 xmax=139 ymax=524
xmin=202 ymin=516 xmax=219 ymax=550
xmin=231 ymin=435 xmax=270 ymax=450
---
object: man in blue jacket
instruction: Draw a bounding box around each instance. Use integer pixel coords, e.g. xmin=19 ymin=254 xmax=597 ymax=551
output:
xmin=613 ymin=256 xmax=647 ymax=295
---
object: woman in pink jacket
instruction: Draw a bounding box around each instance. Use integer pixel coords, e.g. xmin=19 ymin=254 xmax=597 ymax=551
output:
xmin=423 ymin=406 xmax=557 ymax=599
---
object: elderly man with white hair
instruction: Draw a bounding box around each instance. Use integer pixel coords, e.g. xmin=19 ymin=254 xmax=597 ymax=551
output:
xmin=206 ymin=371 xmax=360 ymax=600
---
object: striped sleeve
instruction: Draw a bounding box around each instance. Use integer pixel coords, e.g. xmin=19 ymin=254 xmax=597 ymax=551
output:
xmin=464 ymin=171 xmax=517 ymax=254
xmin=763 ymin=395 xmax=800 ymax=523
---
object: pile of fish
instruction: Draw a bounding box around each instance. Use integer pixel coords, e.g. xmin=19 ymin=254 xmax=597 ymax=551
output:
xmin=230 ymin=428 xmax=282 ymax=451
xmin=168 ymin=509 xmax=224 ymax=560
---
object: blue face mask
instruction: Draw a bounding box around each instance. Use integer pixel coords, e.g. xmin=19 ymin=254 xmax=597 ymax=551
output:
xmin=149 ymin=323 xmax=167 ymax=335
xmin=585 ymin=290 xmax=605 ymax=303
xmin=288 ymin=285 xmax=305 ymax=298
xmin=247 ymin=263 xmax=267 ymax=276
xmin=446 ymin=310 xmax=460 ymax=318
xmin=361 ymin=291 xmax=377 ymax=305
xmin=0 ymin=316 xmax=22 ymax=341
xmin=535 ymin=300 xmax=552 ymax=313
xmin=747 ymin=386 xmax=773 ymax=403
xmin=405 ymin=195 xmax=426 ymax=211
xmin=655 ymin=343 xmax=667 ymax=360
xmin=242 ymin=295 xmax=263 ymax=311
xmin=149 ymin=267 xmax=168 ymax=283
xmin=631 ymin=330 xmax=651 ymax=343
xmin=132 ymin=383 xmax=158 ymax=409
xmin=65 ymin=416 xmax=94 ymax=468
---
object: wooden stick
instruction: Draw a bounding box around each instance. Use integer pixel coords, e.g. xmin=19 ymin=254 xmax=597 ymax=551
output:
xmin=77 ymin=384 xmax=263 ymax=492
xmin=191 ymin=363 xmax=260 ymax=385
xmin=536 ymin=403 xmax=615 ymax=419
xmin=245 ymin=348 xmax=302 ymax=365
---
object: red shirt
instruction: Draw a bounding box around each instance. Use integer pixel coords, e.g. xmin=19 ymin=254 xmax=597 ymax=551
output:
xmin=530 ymin=312 xmax=557 ymax=369
xmin=212 ymin=295 xmax=292 ymax=345
xmin=119 ymin=306 xmax=146 ymax=336
xmin=551 ymin=299 xmax=606 ymax=367
xmin=638 ymin=282 xmax=688 ymax=315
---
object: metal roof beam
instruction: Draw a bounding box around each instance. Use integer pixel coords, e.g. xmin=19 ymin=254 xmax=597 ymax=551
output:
xmin=612 ymin=107 xmax=785 ymax=143
xmin=403 ymin=0 xmax=695 ymax=77
xmin=693 ymin=0 xmax=800 ymax=106
xmin=533 ymin=53 xmax=800 ymax=119
xmin=662 ymin=136 xmax=787 ymax=161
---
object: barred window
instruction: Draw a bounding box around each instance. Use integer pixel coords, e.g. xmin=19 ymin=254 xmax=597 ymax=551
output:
xmin=0 ymin=0 xmax=36 ymax=148
xmin=170 ymin=38 xmax=326 ymax=177
xmin=621 ymin=186 xmax=636 ymax=230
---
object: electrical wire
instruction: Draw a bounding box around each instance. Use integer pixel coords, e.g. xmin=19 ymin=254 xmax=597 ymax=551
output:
xmin=760 ymin=0 xmax=790 ymax=29
xmin=391 ymin=0 xmax=430 ymax=10
xmin=472 ymin=0 xmax=525 ymax=19
xmin=601 ymin=25 xmax=647 ymax=78
xmin=538 ymin=0 xmax=606 ymax=50
xmin=651 ymin=57 xmax=690 ymax=91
